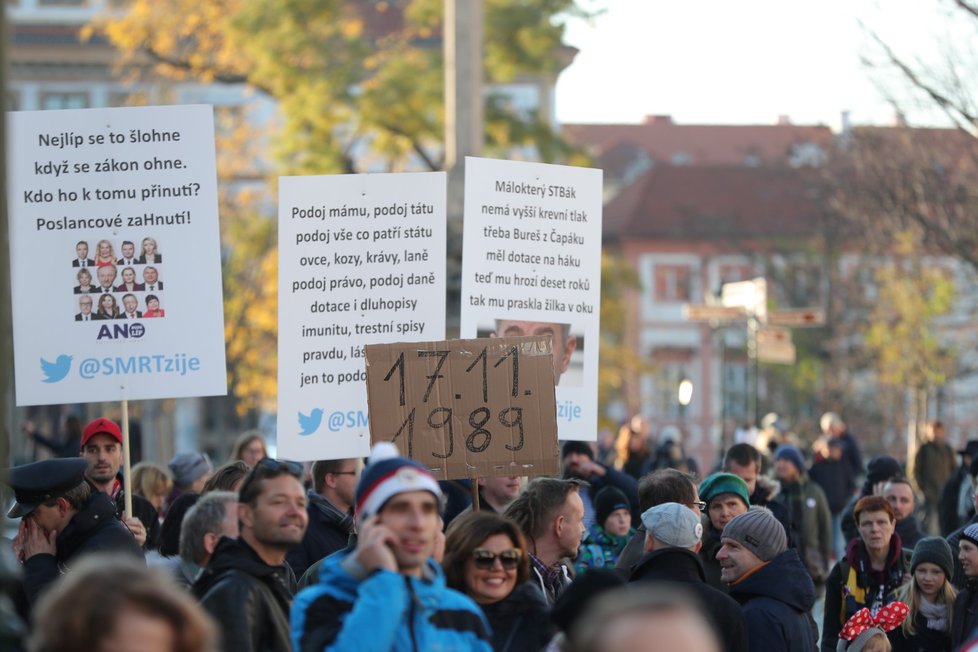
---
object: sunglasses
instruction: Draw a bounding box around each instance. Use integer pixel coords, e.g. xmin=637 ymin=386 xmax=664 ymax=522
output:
xmin=472 ymin=548 xmax=522 ymax=571
xmin=253 ymin=457 xmax=303 ymax=478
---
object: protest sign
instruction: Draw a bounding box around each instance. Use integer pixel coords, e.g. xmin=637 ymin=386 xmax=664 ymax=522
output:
xmin=365 ymin=335 xmax=559 ymax=479
xmin=460 ymin=157 xmax=602 ymax=441
xmin=278 ymin=172 xmax=446 ymax=461
xmin=7 ymin=105 xmax=226 ymax=405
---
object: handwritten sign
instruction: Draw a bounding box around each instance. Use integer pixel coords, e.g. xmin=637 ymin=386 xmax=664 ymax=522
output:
xmin=365 ymin=336 xmax=559 ymax=480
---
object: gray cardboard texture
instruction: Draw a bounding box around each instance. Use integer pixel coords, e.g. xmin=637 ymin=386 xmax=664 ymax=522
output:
xmin=365 ymin=335 xmax=559 ymax=480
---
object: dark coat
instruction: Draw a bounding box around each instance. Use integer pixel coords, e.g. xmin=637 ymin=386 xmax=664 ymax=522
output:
xmin=888 ymin=610 xmax=952 ymax=652
xmin=822 ymin=535 xmax=911 ymax=652
xmin=940 ymin=467 xmax=970 ymax=536
xmin=948 ymin=514 xmax=978 ymax=589
xmin=750 ymin=478 xmax=795 ymax=548
xmin=952 ymin=579 xmax=978 ymax=649
xmin=285 ymin=492 xmax=353 ymax=580
xmin=480 ymin=582 xmax=553 ymax=652
xmin=728 ymin=549 xmax=817 ymax=652
xmin=614 ymin=526 xmax=646 ymax=573
xmin=809 ymin=458 xmax=856 ymax=514
xmin=697 ymin=522 xmax=728 ymax=594
xmin=109 ymin=479 xmax=162 ymax=551
xmin=630 ymin=547 xmax=749 ymax=652
xmin=21 ymin=491 xmax=143 ymax=606
xmin=895 ymin=516 xmax=924 ymax=550
xmin=194 ymin=537 xmax=295 ymax=652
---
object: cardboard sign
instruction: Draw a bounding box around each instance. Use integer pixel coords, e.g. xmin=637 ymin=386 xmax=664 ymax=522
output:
xmin=365 ymin=335 xmax=559 ymax=480
xmin=7 ymin=105 xmax=227 ymax=405
xmin=460 ymin=157 xmax=602 ymax=441
xmin=277 ymin=172 xmax=446 ymax=461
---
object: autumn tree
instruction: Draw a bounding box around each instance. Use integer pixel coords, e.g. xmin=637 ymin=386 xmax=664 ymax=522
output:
xmin=89 ymin=0 xmax=593 ymax=415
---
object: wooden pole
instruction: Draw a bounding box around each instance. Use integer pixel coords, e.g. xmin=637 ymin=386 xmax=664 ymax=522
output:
xmin=121 ymin=399 xmax=132 ymax=518
xmin=470 ymin=478 xmax=480 ymax=511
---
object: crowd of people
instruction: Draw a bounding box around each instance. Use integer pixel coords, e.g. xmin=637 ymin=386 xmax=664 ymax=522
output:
xmin=6 ymin=412 xmax=978 ymax=652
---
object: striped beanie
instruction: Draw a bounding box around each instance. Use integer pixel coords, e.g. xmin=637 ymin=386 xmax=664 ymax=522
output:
xmin=962 ymin=523 xmax=978 ymax=549
xmin=355 ymin=443 xmax=443 ymax=520
xmin=721 ymin=507 xmax=787 ymax=562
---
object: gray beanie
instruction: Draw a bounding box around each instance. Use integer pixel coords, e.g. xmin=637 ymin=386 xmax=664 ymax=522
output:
xmin=911 ymin=536 xmax=954 ymax=579
xmin=168 ymin=452 xmax=212 ymax=488
xmin=721 ymin=508 xmax=787 ymax=562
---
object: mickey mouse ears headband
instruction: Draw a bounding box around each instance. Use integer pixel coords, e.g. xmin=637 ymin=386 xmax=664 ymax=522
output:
xmin=840 ymin=602 xmax=910 ymax=642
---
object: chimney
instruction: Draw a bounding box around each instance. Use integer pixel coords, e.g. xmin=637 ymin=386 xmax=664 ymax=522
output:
xmin=644 ymin=114 xmax=673 ymax=125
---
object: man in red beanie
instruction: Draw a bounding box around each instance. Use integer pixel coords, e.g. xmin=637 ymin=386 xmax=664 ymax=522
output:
xmin=80 ymin=417 xmax=159 ymax=548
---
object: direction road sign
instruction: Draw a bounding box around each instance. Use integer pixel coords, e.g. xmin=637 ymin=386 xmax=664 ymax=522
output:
xmin=683 ymin=305 xmax=748 ymax=322
xmin=767 ymin=308 xmax=825 ymax=327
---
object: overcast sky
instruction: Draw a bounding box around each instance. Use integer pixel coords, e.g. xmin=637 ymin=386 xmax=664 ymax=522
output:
xmin=555 ymin=0 xmax=970 ymax=130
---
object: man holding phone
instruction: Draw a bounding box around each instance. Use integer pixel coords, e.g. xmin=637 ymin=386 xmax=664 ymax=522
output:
xmin=292 ymin=443 xmax=492 ymax=652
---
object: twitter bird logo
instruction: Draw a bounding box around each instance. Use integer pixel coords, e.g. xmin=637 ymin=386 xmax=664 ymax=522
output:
xmin=298 ymin=408 xmax=324 ymax=436
xmin=40 ymin=355 xmax=72 ymax=383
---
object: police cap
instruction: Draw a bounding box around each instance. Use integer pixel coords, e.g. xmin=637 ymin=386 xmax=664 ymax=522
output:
xmin=4 ymin=458 xmax=88 ymax=518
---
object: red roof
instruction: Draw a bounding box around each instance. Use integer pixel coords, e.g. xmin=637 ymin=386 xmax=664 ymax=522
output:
xmin=604 ymin=165 xmax=822 ymax=240
xmin=564 ymin=118 xmax=834 ymax=172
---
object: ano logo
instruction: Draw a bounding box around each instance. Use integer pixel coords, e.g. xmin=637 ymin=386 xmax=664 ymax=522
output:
xmin=96 ymin=323 xmax=146 ymax=340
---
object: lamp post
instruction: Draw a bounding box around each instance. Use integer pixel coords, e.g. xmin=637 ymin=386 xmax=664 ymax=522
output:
xmin=678 ymin=378 xmax=693 ymax=419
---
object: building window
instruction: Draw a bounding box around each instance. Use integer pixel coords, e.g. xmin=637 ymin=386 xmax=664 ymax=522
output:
xmin=723 ymin=361 xmax=749 ymax=421
xmin=39 ymin=92 xmax=89 ymax=110
xmin=648 ymin=350 xmax=693 ymax=419
xmin=654 ymin=264 xmax=692 ymax=303
xmin=6 ymin=91 xmax=20 ymax=111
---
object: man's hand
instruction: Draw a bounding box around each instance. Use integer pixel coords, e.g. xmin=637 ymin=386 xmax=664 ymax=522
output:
xmin=122 ymin=511 xmax=147 ymax=547
xmin=354 ymin=515 xmax=398 ymax=573
xmin=566 ymin=457 xmax=605 ymax=479
xmin=19 ymin=518 xmax=57 ymax=560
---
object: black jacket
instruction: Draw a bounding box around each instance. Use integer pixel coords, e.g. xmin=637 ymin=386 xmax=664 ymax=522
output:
xmin=939 ymin=467 xmax=970 ymax=536
xmin=194 ymin=537 xmax=296 ymax=652
xmin=729 ymin=548 xmax=817 ymax=652
xmin=480 ymin=582 xmax=553 ymax=652
xmin=895 ymin=516 xmax=924 ymax=550
xmin=823 ymin=535 xmax=910 ymax=652
xmin=21 ymin=491 xmax=143 ymax=606
xmin=750 ymin=478 xmax=795 ymax=548
xmin=630 ymin=547 xmax=749 ymax=652
xmin=110 ymin=483 xmax=162 ymax=551
xmin=698 ymin=523 xmax=728 ymax=594
xmin=888 ymin=610 xmax=952 ymax=652
xmin=571 ymin=464 xmax=640 ymax=527
xmin=809 ymin=458 xmax=856 ymax=514
xmin=949 ymin=514 xmax=978 ymax=589
xmin=953 ymin=579 xmax=978 ymax=649
xmin=285 ymin=492 xmax=353 ymax=580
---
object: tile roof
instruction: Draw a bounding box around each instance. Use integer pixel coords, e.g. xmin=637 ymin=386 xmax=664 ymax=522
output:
xmin=563 ymin=119 xmax=834 ymax=173
xmin=604 ymin=165 xmax=822 ymax=240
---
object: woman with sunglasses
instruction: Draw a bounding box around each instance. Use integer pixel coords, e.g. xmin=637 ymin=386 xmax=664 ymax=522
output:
xmin=444 ymin=511 xmax=553 ymax=652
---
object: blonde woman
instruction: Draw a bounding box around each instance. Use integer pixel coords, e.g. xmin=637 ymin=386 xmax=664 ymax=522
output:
xmin=137 ymin=236 xmax=162 ymax=264
xmin=888 ymin=537 xmax=955 ymax=652
xmin=132 ymin=462 xmax=173 ymax=517
xmin=94 ymin=239 xmax=116 ymax=266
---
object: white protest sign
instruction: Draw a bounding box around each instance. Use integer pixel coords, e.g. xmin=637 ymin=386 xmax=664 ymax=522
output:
xmin=460 ymin=157 xmax=602 ymax=441
xmin=277 ymin=172 xmax=447 ymax=461
xmin=7 ymin=105 xmax=227 ymax=406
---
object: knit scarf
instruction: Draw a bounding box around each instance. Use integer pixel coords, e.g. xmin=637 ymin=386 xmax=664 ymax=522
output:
xmin=918 ymin=596 xmax=948 ymax=632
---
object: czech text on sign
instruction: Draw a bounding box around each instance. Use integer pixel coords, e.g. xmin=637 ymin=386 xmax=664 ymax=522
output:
xmin=365 ymin=336 xmax=559 ymax=480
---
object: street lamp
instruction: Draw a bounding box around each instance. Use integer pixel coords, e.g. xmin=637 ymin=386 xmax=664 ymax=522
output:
xmin=678 ymin=378 xmax=693 ymax=417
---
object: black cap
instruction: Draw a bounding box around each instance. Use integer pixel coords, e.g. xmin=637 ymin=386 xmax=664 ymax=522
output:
xmin=561 ymin=440 xmax=594 ymax=461
xmin=4 ymin=458 xmax=88 ymax=518
xmin=960 ymin=440 xmax=978 ymax=458
xmin=866 ymin=455 xmax=901 ymax=485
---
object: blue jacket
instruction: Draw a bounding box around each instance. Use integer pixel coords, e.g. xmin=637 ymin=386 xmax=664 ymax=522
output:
xmin=729 ymin=549 xmax=817 ymax=652
xmin=291 ymin=552 xmax=492 ymax=652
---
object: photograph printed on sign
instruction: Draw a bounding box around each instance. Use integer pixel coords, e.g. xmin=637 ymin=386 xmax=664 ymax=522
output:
xmin=475 ymin=319 xmax=584 ymax=387
xmin=69 ymin=236 xmax=166 ymax=321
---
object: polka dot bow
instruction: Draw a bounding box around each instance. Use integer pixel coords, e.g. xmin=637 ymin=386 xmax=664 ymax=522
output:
xmin=840 ymin=602 xmax=910 ymax=641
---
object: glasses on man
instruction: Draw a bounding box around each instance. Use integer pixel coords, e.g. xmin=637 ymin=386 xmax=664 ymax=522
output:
xmin=472 ymin=548 xmax=522 ymax=571
xmin=688 ymin=501 xmax=707 ymax=511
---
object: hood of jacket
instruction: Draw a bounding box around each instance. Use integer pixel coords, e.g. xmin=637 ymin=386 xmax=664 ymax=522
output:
xmin=729 ymin=548 xmax=815 ymax=613
xmin=630 ymin=547 xmax=706 ymax=584
xmin=753 ymin=476 xmax=781 ymax=503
